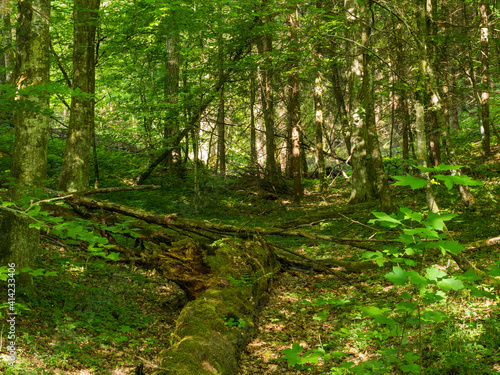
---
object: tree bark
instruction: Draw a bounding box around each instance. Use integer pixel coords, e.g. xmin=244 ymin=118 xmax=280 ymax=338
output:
xmin=345 ymin=0 xmax=372 ymax=204
xmin=480 ymin=0 xmax=491 ymax=158
xmin=287 ymin=6 xmax=301 ymax=202
xmin=314 ymin=70 xmax=327 ymax=192
xmin=364 ymin=50 xmax=394 ymax=213
xmin=1 ymin=0 xmax=51 ymax=286
xmin=256 ymin=10 xmax=278 ymax=183
xmin=249 ymin=54 xmax=258 ymax=175
xmin=216 ymin=81 xmax=226 ymax=177
xmin=59 ymin=0 xmax=100 ymax=192
xmin=164 ymin=28 xmax=180 ymax=168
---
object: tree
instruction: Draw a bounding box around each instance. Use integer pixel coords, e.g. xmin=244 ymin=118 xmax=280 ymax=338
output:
xmin=256 ymin=3 xmax=278 ymax=183
xmin=345 ymin=0 xmax=372 ymax=205
xmin=164 ymin=20 xmax=181 ymax=169
xmin=59 ymin=0 xmax=101 ymax=192
xmin=0 ymin=0 xmax=51 ymax=285
xmin=479 ymin=0 xmax=491 ymax=158
xmin=287 ymin=4 xmax=302 ymax=202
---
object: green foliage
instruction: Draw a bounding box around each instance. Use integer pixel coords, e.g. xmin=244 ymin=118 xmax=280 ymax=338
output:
xmin=223 ymin=316 xmax=246 ymax=329
xmin=392 ymin=164 xmax=482 ymax=191
xmin=227 ymin=269 xmax=273 ymax=288
xmin=281 ymin=342 xmax=328 ymax=370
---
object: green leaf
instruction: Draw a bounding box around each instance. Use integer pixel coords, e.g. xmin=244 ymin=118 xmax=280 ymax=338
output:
xmin=415 ymin=163 xmax=462 ymax=172
xmin=399 ymin=207 xmax=422 ymax=223
xmin=400 ymin=363 xmax=420 ymax=373
xmin=369 ymin=212 xmax=402 ymax=228
xmin=425 ymin=212 xmax=457 ymax=231
xmin=489 ymin=265 xmax=500 ymax=277
xmin=437 ymin=278 xmax=464 ymax=291
xmin=434 ymin=174 xmax=482 ymax=189
xmin=362 ymin=251 xmax=386 ymax=267
xmin=392 ymin=175 xmax=427 ymax=190
xmin=425 ymin=267 xmax=447 ymax=281
xmin=434 ymin=240 xmax=464 ymax=255
xmin=282 ymin=343 xmax=304 ymax=367
xmin=407 ymin=271 xmax=428 ymax=286
xmin=313 ymin=310 xmax=328 ymax=321
xmin=385 ymin=266 xmax=408 ymax=285
xmin=359 ymin=306 xmax=397 ymax=326
xmin=403 ymin=227 xmax=439 ymax=239
xmin=422 ymin=310 xmax=448 ymax=323
xmin=396 ymin=301 xmax=417 ymax=313
xmin=106 ymin=252 xmax=121 ymax=261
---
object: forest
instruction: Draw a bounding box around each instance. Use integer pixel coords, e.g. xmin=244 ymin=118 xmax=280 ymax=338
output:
xmin=1 ymin=0 xmax=500 ymax=373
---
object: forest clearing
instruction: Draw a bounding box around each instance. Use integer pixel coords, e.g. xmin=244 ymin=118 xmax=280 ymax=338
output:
xmin=1 ymin=0 xmax=500 ymax=374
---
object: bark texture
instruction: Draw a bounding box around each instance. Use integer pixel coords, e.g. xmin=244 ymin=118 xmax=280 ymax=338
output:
xmin=2 ymin=0 xmax=51 ymax=286
xmin=59 ymin=0 xmax=100 ymax=192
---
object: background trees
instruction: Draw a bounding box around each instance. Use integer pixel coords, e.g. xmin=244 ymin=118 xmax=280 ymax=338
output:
xmin=0 ymin=0 xmax=498 ymax=205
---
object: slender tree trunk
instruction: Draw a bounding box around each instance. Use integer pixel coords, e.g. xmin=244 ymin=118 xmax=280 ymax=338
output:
xmin=256 ymin=24 xmax=278 ymax=182
xmin=480 ymin=0 xmax=491 ymax=158
xmin=250 ymin=57 xmax=258 ymax=175
xmin=415 ymin=0 xmax=439 ymax=213
xmin=364 ymin=51 xmax=394 ymax=213
xmin=0 ymin=0 xmax=51 ymax=287
xmin=164 ymin=28 xmax=180 ymax=168
xmin=287 ymin=6 xmax=301 ymax=202
xmin=314 ymin=70 xmax=327 ymax=192
xmin=1 ymin=12 xmax=14 ymax=86
xmin=0 ymin=12 xmax=14 ymax=128
xmin=330 ymin=61 xmax=351 ymax=157
xmin=59 ymin=0 xmax=100 ymax=192
xmin=216 ymin=81 xmax=226 ymax=177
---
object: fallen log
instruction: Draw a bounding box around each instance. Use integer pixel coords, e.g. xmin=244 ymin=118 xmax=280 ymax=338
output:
xmin=150 ymin=237 xmax=280 ymax=375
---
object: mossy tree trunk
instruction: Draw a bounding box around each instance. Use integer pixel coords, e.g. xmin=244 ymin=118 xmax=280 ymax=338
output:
xmin=0 ymin=0 xmax=51 ymax=287
xmin=152 ymin=238 xmax=279 ymax=375
xmin=345 ymin=0 xmax=372 ymax=205
xmin=59 ymin=0 xmax=100 ymax=192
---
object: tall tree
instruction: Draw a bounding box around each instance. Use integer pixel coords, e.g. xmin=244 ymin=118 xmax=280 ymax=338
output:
xmin=479 ymin=0 xmax=491 ymax=158
xmin=256 ymin=4 xmax=278 ymax=183
xmin=314 ymin=70 xmax=327 ymax=192
xmin=59 ymin=0 xmax=100 ymax=192
xmin=164 ymin=22 xmax=181 ymax=169
xmin=345 ymin=0 xmax=372 ymax=204
xmin=287 ymin=4 xmax=301 ymax=202
xmin=0 ymin=0 xmax=51 ymax=285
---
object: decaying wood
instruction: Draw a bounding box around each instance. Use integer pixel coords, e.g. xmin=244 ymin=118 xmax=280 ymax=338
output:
xmin=61 ymin=194 xmax=399 ymax=252
xmin=465 ymin=236 xmax=500 ymax=250
xmin=151 ymin=238 xmax=279 ymax=375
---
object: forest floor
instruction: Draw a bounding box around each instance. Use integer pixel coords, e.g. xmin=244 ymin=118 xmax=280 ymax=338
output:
xmin=2 ymin=158 xmax=500 ymax=374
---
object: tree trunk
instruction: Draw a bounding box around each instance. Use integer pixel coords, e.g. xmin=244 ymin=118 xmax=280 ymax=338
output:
xmin=345 ymin=0 xmax=372 ymax=204
xmin=480 ymin=0 xmax=491 ymax=158
xmin=0 ymin=12 xmax=14 ymax=128
xmin=415 ymin=0 xmax=438 ymax=214
xmin=364 ymin=50 xmax=394 ymax=213
xmin=314 ymin=70 xmax=327 ymax=192
xmin=249 ymin=56 xmax=258 ymax=175
xmin=164 ymin=28 xmax=180 ymax=168
xmin=59 ymin=0 xmax=100 ymax=192
xmin=1 ymin=0 xmax=51 ymax=287
xmin=256 ymin=13 xmax=278 ymax=183
xmin=287 ymin=6 xmax=301 ymax=202
xmin=216 ymin=81 xmax=226 ymax=177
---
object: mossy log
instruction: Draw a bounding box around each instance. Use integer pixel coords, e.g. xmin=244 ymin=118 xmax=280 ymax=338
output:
xmin=152 ymin=237 xmax=280 ymax=375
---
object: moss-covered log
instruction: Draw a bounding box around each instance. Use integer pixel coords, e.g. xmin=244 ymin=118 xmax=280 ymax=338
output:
xmin=152 ymin=237 xmax=280 ymax=375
